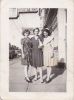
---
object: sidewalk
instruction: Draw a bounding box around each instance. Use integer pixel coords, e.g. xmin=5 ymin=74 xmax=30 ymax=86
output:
xmin=9 ymin=58 xmax=66 ymax=92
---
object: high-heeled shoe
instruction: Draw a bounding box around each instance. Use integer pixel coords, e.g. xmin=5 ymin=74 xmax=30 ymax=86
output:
xmin=45 ymin=78 xmax=51 ymax=83
xmin=33 ymin=75 xmax=38 ymax=81
xmin=40 ymin=79 xmax=44 ymax=83
xmin=25 ymin=77 xmax=32 ymax=83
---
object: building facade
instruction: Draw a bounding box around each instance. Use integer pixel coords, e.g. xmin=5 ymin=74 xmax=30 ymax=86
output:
xmin=40 ymin=8 xmax=67 ymax=65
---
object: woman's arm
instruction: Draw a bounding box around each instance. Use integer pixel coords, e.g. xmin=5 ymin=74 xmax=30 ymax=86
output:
xmin=21 ymin=39 xmax=24 ymax=58
xmin=43 ymin=34 xmax=54 ymax=46
xmin=21 ymin=45 xmax=24 ymax=58
xmin=38 ymin=39 xmax=43 ymax=49
xmin=30 ymin=38 xmax=33 ymax=49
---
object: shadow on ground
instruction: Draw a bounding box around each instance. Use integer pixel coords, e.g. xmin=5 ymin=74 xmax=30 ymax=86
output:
xmin=43 ymin=62 xmax=66 ymax=82
xmin=30 ymin=62 xmax=66 ymax=83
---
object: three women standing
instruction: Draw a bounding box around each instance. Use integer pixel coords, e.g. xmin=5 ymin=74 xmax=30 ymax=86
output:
xmin=21 ymin=28 xmax=54 ymax=83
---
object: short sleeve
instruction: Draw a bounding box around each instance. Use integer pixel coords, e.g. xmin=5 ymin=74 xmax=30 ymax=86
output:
xmin=21 ymin=38 xmax=24 ymax=45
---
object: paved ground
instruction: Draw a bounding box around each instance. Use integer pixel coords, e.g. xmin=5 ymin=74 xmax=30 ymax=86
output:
xmin=9 ymin=58 xmax=67 ymax=92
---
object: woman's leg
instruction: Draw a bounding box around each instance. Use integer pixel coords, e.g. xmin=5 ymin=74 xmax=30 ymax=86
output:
xmin=46 ymin=66 xmax=51 ymax=82
xmin=38 ymin=67 xmax=43 ymax=83
xmin=24 ymin=65 xmax=30 ymax=81
xmin=33 ymin=67 xmax=37 ymax=81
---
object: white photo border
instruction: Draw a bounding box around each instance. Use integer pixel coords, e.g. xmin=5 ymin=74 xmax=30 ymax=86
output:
xmin=0 ymin=0 xmax=74 ymax=100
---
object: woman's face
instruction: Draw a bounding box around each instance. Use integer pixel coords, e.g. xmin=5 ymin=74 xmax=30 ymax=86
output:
xmin=24 ymin=32 xmax=29 ymax=37
xmin=43 ymin=31 xmax=48 ymax=37
xmin=34 ymin=29 xmax=39 ymax=36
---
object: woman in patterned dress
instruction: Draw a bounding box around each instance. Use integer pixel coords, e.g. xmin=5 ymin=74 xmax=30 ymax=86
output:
xmin=21 ymin=29 xmax=32 ymax=82
xmin=31 ymin=28 xmax=43 ymax=83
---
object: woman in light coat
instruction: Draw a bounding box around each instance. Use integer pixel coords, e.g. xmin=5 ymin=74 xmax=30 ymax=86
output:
xmin=39 ymin=28 xmax=54 ymax=83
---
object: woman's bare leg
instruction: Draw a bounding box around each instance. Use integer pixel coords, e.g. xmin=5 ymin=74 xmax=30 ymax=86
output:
xmin=38 ymin=67 xmax=43 ymax=83
xmin=34 ymin=67 xmax=37 ymax=81
xmin=46 ymin=67 xmax=51 ymax=81
xmin=24 ymin=65 xmax=30 ymax=81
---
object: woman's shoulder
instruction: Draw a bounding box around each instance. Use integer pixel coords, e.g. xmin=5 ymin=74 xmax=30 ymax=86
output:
xmin=30 ymin=36 xmax=35 ymax=40
xmin=21 ymin=38 xmax=24 ymax=41
xmin=27 ymin=37 xmax=30 ymax=40
xmin=47 ymin=36 xmax=52 ymax=40
xmin=47 ymin=36 xmax=51 ymax=38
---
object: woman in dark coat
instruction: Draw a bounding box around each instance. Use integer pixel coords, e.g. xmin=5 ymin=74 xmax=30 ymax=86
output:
xmin=31 ymin=28 xmax=43 ymax=83
xmin=21 ymin=29 xmax=32 ymax=82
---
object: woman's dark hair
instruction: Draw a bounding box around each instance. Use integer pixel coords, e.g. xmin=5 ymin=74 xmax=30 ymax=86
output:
xmin=33 ymin=28 xmax=40 ymax=33
xmin=42 ymin=28 xmax=51 ymax=37
xmin=22 ymin=29 xmax=30 ymax=36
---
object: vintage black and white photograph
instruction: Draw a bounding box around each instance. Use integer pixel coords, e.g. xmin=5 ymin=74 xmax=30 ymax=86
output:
xmin=9 ymin=8 xmax=67 ymax=92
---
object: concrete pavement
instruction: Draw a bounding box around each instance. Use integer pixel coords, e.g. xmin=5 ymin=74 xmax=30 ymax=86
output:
xmin=9 ymin=58 xmax=66 ymax=92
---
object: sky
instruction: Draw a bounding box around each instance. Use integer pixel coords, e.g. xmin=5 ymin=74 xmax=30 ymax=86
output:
xmin=9 ymin=11 xmax=43 ymax=48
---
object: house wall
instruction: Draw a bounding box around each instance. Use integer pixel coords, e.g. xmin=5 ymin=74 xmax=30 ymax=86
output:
xmin=43 ymin=8 xmax=67 ymax=65
xmin=57 ymin=9 xmax=67 ymax=63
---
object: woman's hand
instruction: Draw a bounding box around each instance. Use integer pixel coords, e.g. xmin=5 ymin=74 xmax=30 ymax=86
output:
xmin=51 ymin=53 xmax=54 ymax=58
xmin=38 ymin=39 xmax=43 ymax=49
xmin=22 ymin=53 xmax=24 ymax=58
xmin=38 ymin=45 xmax=43 ymax=49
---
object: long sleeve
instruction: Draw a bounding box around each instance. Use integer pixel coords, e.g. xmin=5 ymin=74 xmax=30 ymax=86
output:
xmin=38 ymin=38 xmax=44 ymax=49
xmin=21 ymin=39 xmax=24 ymax=57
